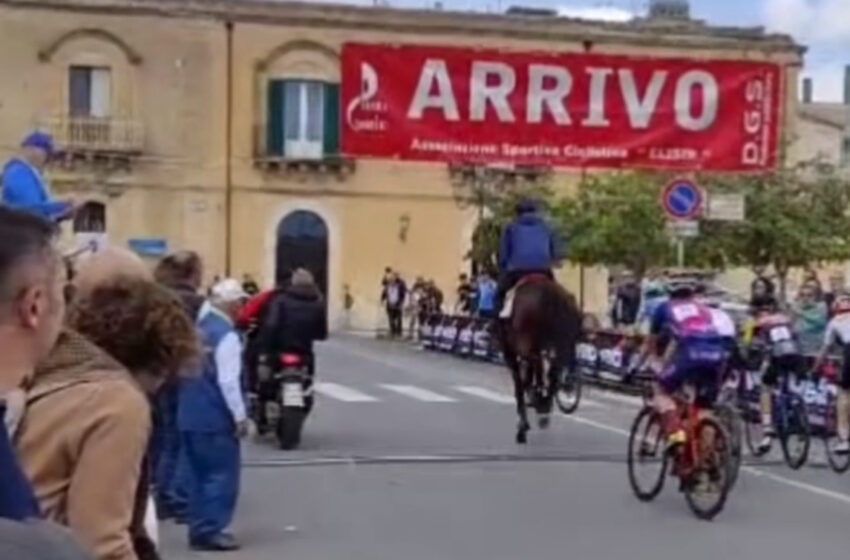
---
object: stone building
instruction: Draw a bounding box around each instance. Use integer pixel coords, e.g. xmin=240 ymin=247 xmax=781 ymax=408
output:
xmin=0 ymin=0 xmax=803 ymax=328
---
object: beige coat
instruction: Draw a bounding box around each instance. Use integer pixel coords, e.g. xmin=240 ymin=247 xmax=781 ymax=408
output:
xmin=15 ymin=330 xmax=150 ymax=560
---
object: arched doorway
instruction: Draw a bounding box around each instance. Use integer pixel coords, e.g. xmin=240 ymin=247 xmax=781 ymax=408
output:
xmin=73 ymin=201 xmax=106 ymax=233
xmin=276 ymin=210 xmax=329 ymax=299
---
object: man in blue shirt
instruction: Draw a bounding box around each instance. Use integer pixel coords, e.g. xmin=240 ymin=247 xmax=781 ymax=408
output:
xmin=476 ymin=272 xmax=498 ymax=319
xmin=0 ymin=207 xmax=66 ymax=519
xmin=496 ymin=199 xmax=560 ymax=314
xmin=2 ymin=132 xmax=74 ymax=222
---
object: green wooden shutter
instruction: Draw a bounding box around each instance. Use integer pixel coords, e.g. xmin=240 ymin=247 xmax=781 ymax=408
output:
xmin=323 ymin=82 xmax=340 ymax=156
xmin=266 ymin=79 xmax=284 ymax=156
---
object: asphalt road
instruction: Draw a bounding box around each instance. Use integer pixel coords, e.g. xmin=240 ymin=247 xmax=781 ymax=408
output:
xmin=161 ymin=335 xmax=850 ymax=560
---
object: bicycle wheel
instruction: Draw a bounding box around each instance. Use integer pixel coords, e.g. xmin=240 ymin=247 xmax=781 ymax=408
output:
xmin=627 ymin=407 xmax=668 ymax=502
xmin=684 ymin=416 xmax=731 ymax=521
xmin=555 ymin=366 xmax=582 ymax=414
xmin=714 ymin=403 xmax=743 ymax=491
xmin=779 ymin=395 xmax=810 ymax=470
xmin=824 ymin=435 xmax=850 ymax=474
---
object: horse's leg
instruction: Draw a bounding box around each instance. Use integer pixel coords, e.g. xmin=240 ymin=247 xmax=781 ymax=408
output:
xmin=536 ymin=354 xmax=553 ymax=428
xmin=510 ymin=360 xmax=530 ymax=444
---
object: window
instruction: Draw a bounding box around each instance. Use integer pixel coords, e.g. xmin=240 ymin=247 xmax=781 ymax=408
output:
xmin=842 ymin=137 xmax=850 ymax=167
xmin=267 ymin=79 xmax=340 ymax=159
xmin=69 ymin=66 xmax=111 ymax=117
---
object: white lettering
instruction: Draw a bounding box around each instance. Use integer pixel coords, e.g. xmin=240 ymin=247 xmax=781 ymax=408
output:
xmin=618 ymin=69 xmax=667 ymax=129
xmin=470 ymin=61 xmax=516 ymax=122
xmin=527 ymin=64 xmax=571 ymax=125
xmin=407 ymin=59 xmax=460 ymax=121
xmin=744 ymin=111 xmax=761 ymax=134
xmin=582 ymin=67 xmax=613 ymax=127
xmin=675 ymin=70 xmax=718 ymax=131
xmin=742 ymin=143 xmax=760 ymax=165
xmin=746 ymin=80 xmax=764 ymax=102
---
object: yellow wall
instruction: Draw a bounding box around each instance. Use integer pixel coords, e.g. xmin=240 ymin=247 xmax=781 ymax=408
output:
xmin=0 ymin=0 xmax=804 ymax=329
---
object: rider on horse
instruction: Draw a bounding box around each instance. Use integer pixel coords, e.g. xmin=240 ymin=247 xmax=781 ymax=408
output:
xmin=496 ymin=198 xmax=560 ymax=315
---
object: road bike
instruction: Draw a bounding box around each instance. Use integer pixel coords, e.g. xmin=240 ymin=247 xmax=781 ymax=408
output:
xmin=627 ymin=384 xmax=733 ymax=520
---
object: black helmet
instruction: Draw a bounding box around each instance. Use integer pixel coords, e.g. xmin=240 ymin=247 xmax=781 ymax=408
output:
xmin=515 ymin=198 xmax=537 ymax=216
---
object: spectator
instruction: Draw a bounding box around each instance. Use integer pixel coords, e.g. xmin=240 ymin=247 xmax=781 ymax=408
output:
xmin=824 ymin=271 xmax=846 ymax=315
xmin=0 ymin=208 xmax=63 ymax=520
xmin=178 ymin=279 xmax=248 ymax=552
xmin=611 ymin=271 xmax=642 ymax=328
xmin=151 ymin=251 xmax=206 ymax=523
xmin=17 ymin=248 xmax=199 ymax=560
xmin=241 ymin=274 xmax=260 ymax=297
xmin=426 ymin=280 xmax=444 ymax=316
xmin=406 ymin=277 xmax=427 ymax=338
xmin=1 ymin=132 xmax=73 ymax=222
xmin=456 ymin=274 xmax=475 ymax=315
xmin=803 ymin=269 xmax=823 ymax=299
xmin=793 ymin=282 xmax=829 ymax=355
xmin=476 ymin=272 xmax=498 ymax=319
xmin=750 ymin=276 xmax=776 ymax=311
xmin=382 ymin=272 xmax=407 ymax=338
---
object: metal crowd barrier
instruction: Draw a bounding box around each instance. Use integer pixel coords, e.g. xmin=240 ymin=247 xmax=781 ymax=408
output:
xmin=418 ymin=314 xmax=843 ymax=433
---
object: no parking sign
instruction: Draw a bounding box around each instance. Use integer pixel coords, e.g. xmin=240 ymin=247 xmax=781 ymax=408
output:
xmin=662 ymin=179 xmax=703 ymax=220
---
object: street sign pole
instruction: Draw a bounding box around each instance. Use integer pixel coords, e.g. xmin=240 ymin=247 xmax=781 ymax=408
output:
xmin=677 ymin=238 xmax=685 ymax=268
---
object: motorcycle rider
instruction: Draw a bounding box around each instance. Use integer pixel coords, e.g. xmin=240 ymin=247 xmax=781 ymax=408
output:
xmin=255 ymin=268 xmax=327 ymax=414
xmin=743 ymin=295 xmax=803 ymax=453
xmin=496 ymin=198 xmax=561 ymax=315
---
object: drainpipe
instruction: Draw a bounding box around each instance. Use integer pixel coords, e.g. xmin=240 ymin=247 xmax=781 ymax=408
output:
xmin=224 ymin=20 xmax=234 ymax=276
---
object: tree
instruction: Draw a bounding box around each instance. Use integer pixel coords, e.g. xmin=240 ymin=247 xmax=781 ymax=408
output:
xmin=552 ymin=171 xmax=676 ymax=277
xmin=692 ymin=158 xmax=850 ymax=300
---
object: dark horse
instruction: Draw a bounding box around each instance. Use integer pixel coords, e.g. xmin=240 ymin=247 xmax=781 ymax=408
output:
xmin=499 ymin=276 xmax=583 ymax=444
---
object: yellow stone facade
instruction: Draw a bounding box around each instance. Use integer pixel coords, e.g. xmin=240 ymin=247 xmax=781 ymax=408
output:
xmin=0 ymin=0 xmax=803 ymax=329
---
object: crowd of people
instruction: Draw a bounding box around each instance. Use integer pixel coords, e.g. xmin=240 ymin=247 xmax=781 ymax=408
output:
xmin=379 ymin=268 xmax=500 ymax=338
xmin=0 ymin=203 xmax=329 ymax=558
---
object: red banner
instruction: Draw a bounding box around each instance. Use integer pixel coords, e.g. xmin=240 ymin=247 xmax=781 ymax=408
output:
xmin=341 ymin=43 xmax=782 ymax=171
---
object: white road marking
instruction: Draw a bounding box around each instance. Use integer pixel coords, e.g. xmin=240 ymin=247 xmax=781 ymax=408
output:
xmin=380 ymin=384 xmax=458 ymax=402
xmin=454 ymin=386 xmax=514 ymax=404
xmin=561 ymin=411 xmax=850 ymax=507
xmin=590 ymin=391 xmax=643 ymax=408
xmin=314 ymin=382 xmax=379 ymax=402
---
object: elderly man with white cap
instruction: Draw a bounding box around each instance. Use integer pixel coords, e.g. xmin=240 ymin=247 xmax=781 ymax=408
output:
xmin=177 ymin=278 xmax=248 ymax=552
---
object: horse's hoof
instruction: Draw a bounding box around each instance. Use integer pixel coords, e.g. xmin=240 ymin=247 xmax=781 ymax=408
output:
xmin=538 ymin=415 xmax=551 ymax=429
xmin=516 ymin=431 xmax=528 ymax=444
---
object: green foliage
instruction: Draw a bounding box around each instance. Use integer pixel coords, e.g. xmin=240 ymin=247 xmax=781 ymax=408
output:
xmin=552 ymin=172 xmax=675 ymax=276
xmin=466 ymin=159 xmax=850 ymax=290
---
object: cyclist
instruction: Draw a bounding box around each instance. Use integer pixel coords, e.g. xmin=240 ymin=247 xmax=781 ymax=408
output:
xmin=812 ymin=295 xmax=850 ymax=455
xmin=743 ymin=296 xmax=803 ymax=453
xmin=632 ymin=278 xmax=729 ymax=447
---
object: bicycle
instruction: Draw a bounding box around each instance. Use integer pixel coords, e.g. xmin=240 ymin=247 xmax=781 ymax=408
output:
xmin=627 ymin=383 xmax=733 ymax=521
xmin=743 ymin=365 xmax=810 ymax=470
xmin=811 ymin=358 xmax=850 ymax=474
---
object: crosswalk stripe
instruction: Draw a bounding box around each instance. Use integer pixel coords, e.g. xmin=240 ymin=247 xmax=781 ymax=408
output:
xmin=379 ymin=384 xmax=458 ymax=402
xmin=453 ymin=386 xmax=514 ymax=404
xmin=314 ymin=382 xmax=380 ymax=402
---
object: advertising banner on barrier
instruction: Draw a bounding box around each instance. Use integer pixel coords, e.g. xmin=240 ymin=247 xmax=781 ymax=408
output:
xmin=342 ymin=43 xmax=782 ymax=171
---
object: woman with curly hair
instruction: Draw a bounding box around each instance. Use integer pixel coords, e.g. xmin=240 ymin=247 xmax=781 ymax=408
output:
xmin=15 ymin=248 xmax=199 ymax=560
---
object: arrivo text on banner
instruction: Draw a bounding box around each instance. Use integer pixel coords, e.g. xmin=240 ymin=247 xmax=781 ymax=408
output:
xmin=341 ymin=43 xmax=782 ymax=171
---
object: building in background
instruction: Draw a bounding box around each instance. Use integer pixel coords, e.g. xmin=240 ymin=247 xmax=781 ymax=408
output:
xmin=797 ymin=69 xmax=850 ymax=166
xmin=0 ymin=0 xmax=803 ymax=329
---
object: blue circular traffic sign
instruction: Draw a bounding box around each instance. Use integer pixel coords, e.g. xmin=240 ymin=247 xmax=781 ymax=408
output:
xmin=662 ymin=179 xmax=703 ymax=219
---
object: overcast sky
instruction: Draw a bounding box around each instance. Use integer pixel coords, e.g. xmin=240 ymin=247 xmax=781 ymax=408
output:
xmin=322 ymin=0 xmax=849 ymax=102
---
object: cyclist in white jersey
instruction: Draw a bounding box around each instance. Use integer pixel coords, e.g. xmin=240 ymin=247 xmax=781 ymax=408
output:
xmin=813 ymin=295 xmax=850 ymax=455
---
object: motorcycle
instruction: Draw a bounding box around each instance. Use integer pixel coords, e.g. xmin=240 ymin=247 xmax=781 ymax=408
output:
xmin=254 ymin=353 xmax=313 ymax=450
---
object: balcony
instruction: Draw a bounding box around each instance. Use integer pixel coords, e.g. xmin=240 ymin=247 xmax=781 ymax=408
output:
xmin=40 ymin=115 xmax=143 ymax=172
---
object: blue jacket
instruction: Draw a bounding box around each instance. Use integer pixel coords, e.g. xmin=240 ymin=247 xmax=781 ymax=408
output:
xmin=0 ymin=405 xmax=41 ymax=520
xmin=1 ymin=158 xmax=70 ymax=221
xmin=178 ymin=312 xmax=237 ymax=433
xmin=498 ymin=213 xmax=560 ymax=272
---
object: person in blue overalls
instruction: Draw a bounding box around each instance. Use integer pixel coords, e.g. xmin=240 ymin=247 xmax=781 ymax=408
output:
xmin=178 ymin=278 xmax=248 ymax=551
